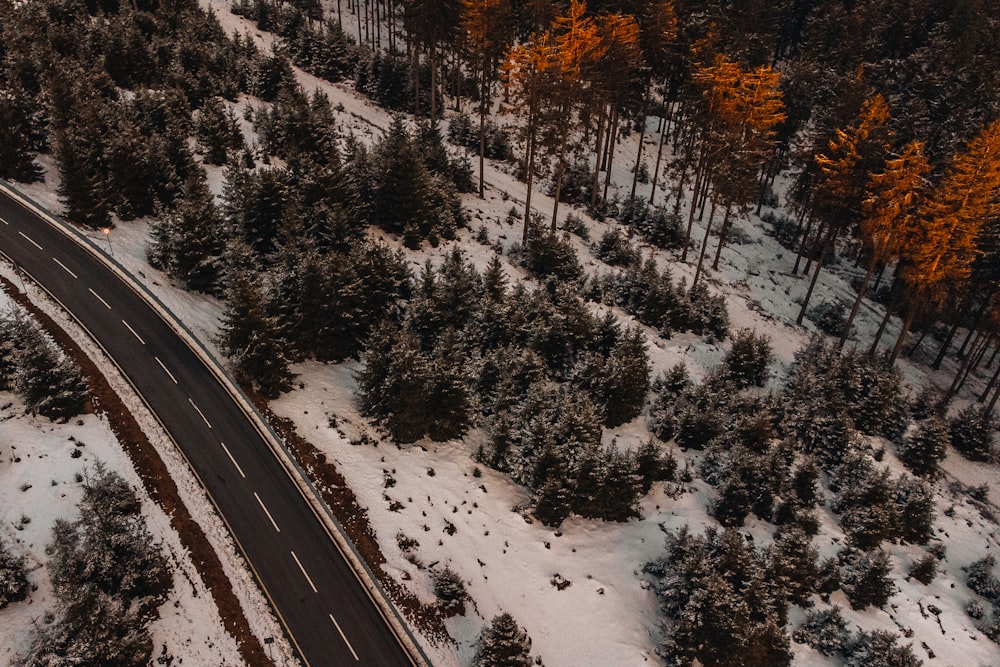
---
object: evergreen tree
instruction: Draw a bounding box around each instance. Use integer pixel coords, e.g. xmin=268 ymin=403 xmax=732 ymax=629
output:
xmin=898 ymin=416 xmax=949 ymax=477
xmin=433 ymin=566 xmax=468 ymax=616
xmin=0 ymin=537 xmax=29 ymax=609
xmin=839 ymin=547 xmax=895 ymax=611
xmin=217 ymin=267 xmax=293 ymax=398
xmin=148 ymin=171 xmax=225 ymax=293
xmin=844 ymin=629 xmax=922 ymax=667
xmin=475 ymin=612 xmax=534 ymax=667
xmin=4 ymin=311 xmax=88 ymax=421
xmin=0 ymin=86 xmax=42 ymax=182
xmin=722 ymin=328 xmax=773 ymax=389
xmin=793 ymin=606 xmax=849 ymax=656
xmin=949 ymin=404 xmax=998 ymax=462
xmin=598 ymin=326 xmax=650 ymax=427
xmin=196 ymin=95 xmax=243 ymax=165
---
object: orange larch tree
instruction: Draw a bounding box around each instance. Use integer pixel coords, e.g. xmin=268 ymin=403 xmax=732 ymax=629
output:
xmin=501 ymin=29 xmax=558 ymax=243
xmin=838 ymin=140 xmax=930 ymax=349
xmin=887 ymin=117 xmax=1000 ymax=363
xmin=796 ymin=93 xmax=891 ymax=325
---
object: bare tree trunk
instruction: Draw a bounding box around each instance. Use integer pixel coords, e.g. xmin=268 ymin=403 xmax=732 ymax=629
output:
xmin=551 ymin=124 xmax=569 ymax=229
xmin=712 ymin=204 xmax=735 ymax=270
xmin=931 ymin=320 xmax=962 ymax=369
xmin=869 ymin=303 xmax=895 ymax=356
xmin=630 ymin=86 xmax=651 ymax=199
xmin=981 ymin=359 xmax=1000 ymax=404
xmin=682 ymin=151 xmax=708 ymax=262
xmin=838 ymin=256 xmax=878 ymax=350
xmin=889 ymin=306 xmax=917 ymax=364
xmin=650 ymin=106 xmax=668 ymax=206
xmin=477 ymin=66 xmax=486 ymax=199
xmin=522 ymin=116 xmax=538 ymax=244
xmin=691 ymin=198 xmax=719 ymax=288
xmin=946 ymin=331 xmax=985 ymax=400
xmin=796 ymin=223 xmax=836 ymax=325
xmin=602 ymin=106 xmax=619 ymax=202
xmin=430 ymin=43 xmax=437 ymax=121
xmin=591 ymin=104 xmax=607 ymax=209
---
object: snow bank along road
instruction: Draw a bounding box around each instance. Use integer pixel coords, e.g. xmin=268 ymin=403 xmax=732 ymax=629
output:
xmin=0 ymin=187 xmax=419 ymax=667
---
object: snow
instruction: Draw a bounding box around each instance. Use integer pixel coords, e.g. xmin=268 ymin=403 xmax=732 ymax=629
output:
xmin=4 ymin=0 xmax=1000 ymax=664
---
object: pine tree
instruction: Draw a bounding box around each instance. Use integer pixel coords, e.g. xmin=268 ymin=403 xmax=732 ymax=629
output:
xmin=840 ymin=141 xmax=930 ymax=348
xmin=196 ymin=95 xmax=243 ymax=165
xmin=721 ymin=328 xmax=773 ymax=389
xmin=889 ymin=118 xmax=1000 ymax=362
xmin=5 ymin=312 xmax=88 ymax=421
xmin=433 ymin=566 xmax=468 ymax=616
xmin=839 ymin=547 xmax=895 ymax=611
xmin=148 ymin=171 xmax=225 ymax=293
xmin=898 ymin=416 xmax=949 ymax=477
xmin=474 ymin=612 xmax=534 ymax=667
xmin=948 ymin=403 xmax=998 ymax=462
xmin=0 ymin=86 xmax=42 ymax=182
xmin=598 ymin=326 xmax=650 ymax=427
xmin=0 ymin=537 xmax=29 ymax=609
xmin=797 ymin=94 xmax=892 ymax=324
xmin=217 ymin=267 xmax=293 ymax=398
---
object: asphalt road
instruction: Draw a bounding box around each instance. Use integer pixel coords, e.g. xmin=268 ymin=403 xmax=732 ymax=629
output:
xmin=0 ymin=188 xmax=418 ymax=667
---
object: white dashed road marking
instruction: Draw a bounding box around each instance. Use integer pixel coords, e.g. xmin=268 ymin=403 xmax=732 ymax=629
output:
xmin=188 ymin=397 xmax=212 ymax=429
xmin=220 ymin=441 xmax=246 ymax=479
xmin=254 ymin=492 xmax=280 ymax=533
xmin=53 ymin=258 xmax=77 ymax=278
xmin=291 ymin=551 xmax=318 ymax=593
xmin=18 ymin=231 xmax=42 ymax=250
xmin=330 ymin=614 xmax=360 ymax=661
xmin=88 ymin=288 xmax=111 ymax=309
xmin=122 ymin=319 xmax=144 ymax=344
xmin=155 ymin=356 xmax=177 ymax=384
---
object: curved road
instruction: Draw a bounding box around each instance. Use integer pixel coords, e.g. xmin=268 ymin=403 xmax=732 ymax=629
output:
xmin=0 ymin=188 xmax=418 ymax=667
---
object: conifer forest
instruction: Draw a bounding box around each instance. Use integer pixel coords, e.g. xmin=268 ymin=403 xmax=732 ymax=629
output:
xmin=1 ymin=0 xmax=1000 ymax=665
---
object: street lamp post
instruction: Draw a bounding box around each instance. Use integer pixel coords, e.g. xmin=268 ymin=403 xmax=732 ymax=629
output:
xmin=102 ymin=226 xmax=114 ymax=258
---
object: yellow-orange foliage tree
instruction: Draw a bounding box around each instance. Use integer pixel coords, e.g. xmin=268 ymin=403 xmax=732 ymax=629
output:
xmin=886 ymin=118 xmax=1000 ymax=363
xmin=796 ymin=94 xmax=891 ymax=325
xmin=838 ymin=140 xmax=930 ymax=349
xmin=501 ymin=30 xmax=558 ymax=243
xmin=688 ymin=54 xmax=784 ymax=288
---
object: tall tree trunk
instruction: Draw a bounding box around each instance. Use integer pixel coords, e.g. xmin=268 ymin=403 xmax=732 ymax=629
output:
xmin=682 ymin=150 xmax=708 ymax=262
xmin=630 ymin=85 xmax=651 ymax=199
xmin=602 ymin=106 xmax=619 ymax=201
xmin=551 ymin=124 xmax=569 ymax=229
xmin=691 ymin=198 xmax=719 ymax=288
xmin=429 ymin=43 xmax=437 ymax=121
xmin=869 ymin=302 xmax=895 ymax=356
xmin=888 ymin=305 xmax=917 ymax=363
xmin=981 ymin=358 xmax=1000 ymax=404
xmin=838 ymin=255 xmax=878 ymax=350
xmin=522 ymin=107 xmax=539 ymax=245
xmin=931 ymin=320 xmax=962 ymax=370
xmin=413 ymin=45 xmax=421 ymax=116
xmin=956 ymin=333 xmax=993 ymax=394
xmin=650 ymin=106 xmax=668 ymax=206
xmin=591 ymin=103 xmax=607 ymax=209
xmin=956 ymin=285 xmax=997 ymax=358
xmin=946 ymin=331 xmax=987 ymax=400
xmin=795 ymin=223 xmax=837 ymax=325
xmin=712 ymin=204 xmax=735 ymax=270
xmin=792 ymin=212 xmax=817 ymax=275
xmin=477 ymin=65 xmax=486 ymax=199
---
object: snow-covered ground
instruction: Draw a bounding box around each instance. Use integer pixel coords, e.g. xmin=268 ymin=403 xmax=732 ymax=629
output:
xmin=4 ymin=1 xmax=1000 ymax=665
